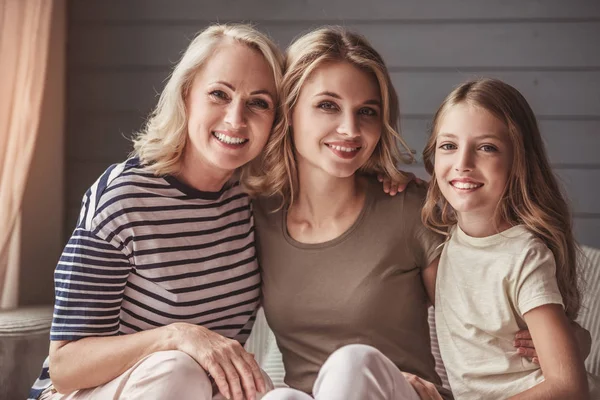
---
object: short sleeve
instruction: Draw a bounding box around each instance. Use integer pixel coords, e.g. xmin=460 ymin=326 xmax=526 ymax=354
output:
xmin=406 ymin=184 xmax=445 ymax=268
xmin=516 ymin=243 xmax=564 ymax=317
xmin=51 ymin=227 xmax=132 ymax=341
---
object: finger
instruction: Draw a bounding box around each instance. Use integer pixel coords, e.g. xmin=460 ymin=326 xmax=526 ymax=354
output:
xmin=383 ymin=180 xmax=391 ymax=193
xmin=390 ymin=183 xmax=399 ymax=196
xmin=207 ymin=363 xmax=231 ymax=400
xmin=377 ymin=174 xmax=384 ymax=182
xmin=231 ymin=355 xmax=257 ymax=400
xmin=517 ymin=347 xmax=536 ymax=358
xmin=515 ymin=330 xmax=532 ymax=340
xmin=532 ymin=356 xmax=539 ymax=364
xmin=242 ymin=351 xmax=266 ymax=393
xmin=221 ymin=360 xmax=244 ymax=400
xmin=513 ymin=339 xmax=534 ymax=349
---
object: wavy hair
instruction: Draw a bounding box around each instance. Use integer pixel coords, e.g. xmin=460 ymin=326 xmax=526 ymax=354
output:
xmin=131 ymin=23 xmax=284 ymax=176
xmin=243 ymin=26 xmax=414 ymax=205
xmin=421 ymin=78 xmax=581 ymax=319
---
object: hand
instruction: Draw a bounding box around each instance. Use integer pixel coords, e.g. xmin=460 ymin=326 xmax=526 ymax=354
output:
xmin=169 ymin=323 xmax=265 ymax=400
xmin=377 ymin=173 xmax=426 ymax=196
xmin=514 ymin=329 xmax=539 ymax=364
xmin=402 ymin=372 xmax=443 ymax=400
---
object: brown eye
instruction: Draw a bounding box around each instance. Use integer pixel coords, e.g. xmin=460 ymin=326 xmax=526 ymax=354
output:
xmin=358 ymin=107 xmax=377 ymax=117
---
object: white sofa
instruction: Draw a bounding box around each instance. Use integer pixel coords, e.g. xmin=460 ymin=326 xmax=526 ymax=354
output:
xmin=1 ymin=246 xmax=598 ymax=399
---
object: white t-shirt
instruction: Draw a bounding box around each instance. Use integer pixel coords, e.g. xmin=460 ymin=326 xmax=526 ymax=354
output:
xmin=435 ymin=224 xmax=564 ymax=399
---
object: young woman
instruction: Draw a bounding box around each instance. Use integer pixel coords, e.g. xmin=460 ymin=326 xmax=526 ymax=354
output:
xmin=421 ymin=78 xmax=593 ymax=399
xmin=246 ymin=27 xmax=450 ymax=400
xmin=30 ymin=24 xmax=283 ymax=400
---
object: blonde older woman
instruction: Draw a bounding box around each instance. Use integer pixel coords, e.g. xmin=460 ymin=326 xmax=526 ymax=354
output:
xmin=30 ymin=24 xmax=283 ymax=400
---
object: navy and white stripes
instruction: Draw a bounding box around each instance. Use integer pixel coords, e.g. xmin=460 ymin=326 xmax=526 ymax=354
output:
xmin=29 ymin=158 xmax=260 ymax=399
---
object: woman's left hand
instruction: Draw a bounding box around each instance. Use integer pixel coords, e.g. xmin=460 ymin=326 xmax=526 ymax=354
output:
xmin=402 ymin=372 xmax=443 ymax=400
xmin=515 ymin=320 xmax=592 ymax=365
xmin=377 ymin=173 xmax=426 ymax=196
xmin=514 ymin=329 xmax=539 ymax=364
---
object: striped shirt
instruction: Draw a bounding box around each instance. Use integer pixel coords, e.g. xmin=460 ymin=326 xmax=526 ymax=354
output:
xmin=29 ymin=158 xmax=260 ymax=399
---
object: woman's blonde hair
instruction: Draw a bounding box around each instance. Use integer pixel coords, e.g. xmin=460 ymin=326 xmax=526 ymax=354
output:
xmin=421 ymin=78 xmax=581 ymax=319
xmin=243 ymin=26 xmax=413 ymax=204
xmin=132 ymin=23 xmax=284 ymax=176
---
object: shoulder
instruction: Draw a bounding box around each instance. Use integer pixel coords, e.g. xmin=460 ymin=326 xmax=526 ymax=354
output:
xmin=252 ymin=195 xmax=284 ymax=226
xmin=365 ymin=176 xmax=427 ymax=219
xmin=77 ymin=158 xmax=166 ymax=229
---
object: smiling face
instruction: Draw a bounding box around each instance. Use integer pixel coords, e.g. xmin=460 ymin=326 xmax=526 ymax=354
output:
xmin=184 ymin=39 xmax=277 ymax=179
xmin=434 ymin=102 xmax=513 ymax=224
xmin=290 ymin=60 xmax=383 ymax=179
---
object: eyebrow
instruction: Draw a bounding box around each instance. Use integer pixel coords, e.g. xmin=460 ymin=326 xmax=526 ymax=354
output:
xmin=437 ymin=132 xmax=503 ymax=141
xmin=214 ymin=81 xmax=275 ymax=99
xmin=315 ymin=91 xmax=381 ymax=106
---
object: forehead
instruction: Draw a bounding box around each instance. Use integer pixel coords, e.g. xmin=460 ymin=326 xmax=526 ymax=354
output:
xmin=302 ymin=61 xmax=381 ymax=99
xmin=194 ymin=40 xmax=276 ymax=92
xmin=437 ymin=103 xmax=508 ymax=140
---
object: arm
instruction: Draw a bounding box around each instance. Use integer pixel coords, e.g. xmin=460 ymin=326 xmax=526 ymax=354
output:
xmin=508 ymin=304 xmax=589 ymax=400
xmin=50 ymin=323 xmax=265 ymax=400
xmin=49 ymin=327 xmax=173 ymax=393
xmin=421 ymin=257 xmax=439 ymax=306
xmin=514 ymin=320 xmax=592 ymax=364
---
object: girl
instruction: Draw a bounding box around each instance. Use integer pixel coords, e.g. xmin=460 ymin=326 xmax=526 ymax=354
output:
xmin=421 ymin=78 xmax=591 ymax=399
xmin=30 ymin=24 xmax=283 ymax=400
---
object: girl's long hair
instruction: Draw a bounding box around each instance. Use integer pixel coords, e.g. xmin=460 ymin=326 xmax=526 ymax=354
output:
xmin=421 ymin=78 xmax=581 ymax=319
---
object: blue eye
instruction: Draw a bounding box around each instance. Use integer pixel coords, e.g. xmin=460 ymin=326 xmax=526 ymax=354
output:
xmin=480 ymin=145 xmax=498 ymax=152
xmin=249 ymin=98 xmax=270 ymax=110
xmin=317 ymin=101 xmax=338 ymax=111
xmin=209 ymin=90 xmax=228 ymax=100
xmin=439 ymin=143 xmax=456 ymax=150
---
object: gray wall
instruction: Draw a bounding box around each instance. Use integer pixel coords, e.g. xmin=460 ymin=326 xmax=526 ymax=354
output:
xmin=67 ymin=0 xmax=600 ymax=248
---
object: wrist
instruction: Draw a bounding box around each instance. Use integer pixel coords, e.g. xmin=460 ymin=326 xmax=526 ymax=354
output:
xmin=161 ymin=323 xmax=183 ymax=352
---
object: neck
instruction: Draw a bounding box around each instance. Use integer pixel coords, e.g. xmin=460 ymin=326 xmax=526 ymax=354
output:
xmin=457 ymin=211 xmax=512 ymax=238
xmin=177 ymin=150 xmax=233 ymax=192
xmin=291 ymin=164 xmax=364 ymax=224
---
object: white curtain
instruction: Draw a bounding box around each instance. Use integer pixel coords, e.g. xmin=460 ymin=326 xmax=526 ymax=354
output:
xmin=0 ymin=0 xmax=54 ymax=308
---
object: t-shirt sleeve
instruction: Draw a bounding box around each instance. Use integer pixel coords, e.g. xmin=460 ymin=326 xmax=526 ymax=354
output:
xmin=51 ymin=227 xmax=132 ymax=341
xmin=515 ymin=243 xmax=564 ymax=318
xmin=407 ymin=184 xmax=445 ymax=268
xmin=415 ymin=221 xmax=445 ymax=268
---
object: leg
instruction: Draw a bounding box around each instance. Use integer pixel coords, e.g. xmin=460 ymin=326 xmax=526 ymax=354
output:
xmin=262 ymin=388 xmax=313 ymax=400
xmin=212 ymin=369 xmax=275 ymax=400
xmin=46 ymin=350 xmax=214 ymax=400
xmin=312 ymin=344 xmax=421 ymax=400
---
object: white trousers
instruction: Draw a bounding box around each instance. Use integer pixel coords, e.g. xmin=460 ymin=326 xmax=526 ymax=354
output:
xmin=40 ymin=350 xmax=274 ymax=400
xmin=262 ymin=344 xmax=421 ymax=400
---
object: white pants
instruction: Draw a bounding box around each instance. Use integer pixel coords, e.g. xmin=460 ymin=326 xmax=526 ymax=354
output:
xmin=262 ymin=344 xmax=421 ymax=400
xmin=40 ymin=350 xmax=274 ymax=400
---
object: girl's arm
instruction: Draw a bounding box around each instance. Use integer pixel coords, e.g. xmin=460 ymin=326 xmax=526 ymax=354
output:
xmin=421 ymin=257 xmax=439 ymax=306
xmin=508 ymin=304 xmax=589 ymax=400
xmin=50 ymin=322 xmax=265 ymax=400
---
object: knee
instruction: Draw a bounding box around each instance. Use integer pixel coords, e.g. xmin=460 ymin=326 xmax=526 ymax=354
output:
xmin=323 ymin=344 xmax=385 ymax=373
xmin=261 ymin=387 xmax=310 ymax=400
xmin=140 ymin=350 xmax=203 ymax=378
xmin=126 ymin=350 xmax=210 ymax=397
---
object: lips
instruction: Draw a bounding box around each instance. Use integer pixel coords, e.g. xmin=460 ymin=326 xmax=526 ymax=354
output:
xmin=449 ymin=179 xmax=483 ymax=190
xmin=212 ymin=131 xmax=248 ymax=146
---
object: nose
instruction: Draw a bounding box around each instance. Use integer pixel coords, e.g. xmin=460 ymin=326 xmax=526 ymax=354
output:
xmin=336 ymin=111 xmax=360 ymax=137
xmin=224 ymin=99 xmax=247 ymax=129
xmin=454 ymin=147 xmax=475 ymax=172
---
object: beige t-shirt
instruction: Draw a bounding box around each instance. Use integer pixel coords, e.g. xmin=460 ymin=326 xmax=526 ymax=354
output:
xmin=253 ymin=179 xmax=452 ymax=399
xmin=435 ymin=224 xmax=564 ymax=399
